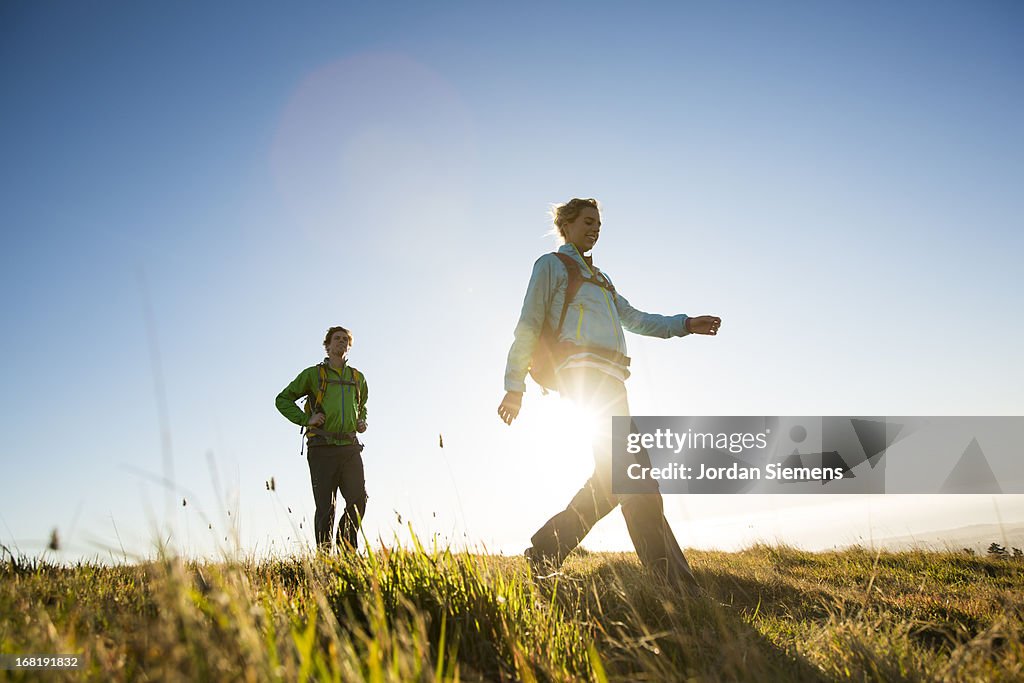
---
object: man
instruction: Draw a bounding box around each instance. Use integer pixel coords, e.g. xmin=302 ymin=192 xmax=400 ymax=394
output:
xmin=276 ymin=326 xmax=368 ymax=551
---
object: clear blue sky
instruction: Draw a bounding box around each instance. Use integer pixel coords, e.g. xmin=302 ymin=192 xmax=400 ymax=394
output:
xmin=2 ymin=1 xmax=1022 ymax=560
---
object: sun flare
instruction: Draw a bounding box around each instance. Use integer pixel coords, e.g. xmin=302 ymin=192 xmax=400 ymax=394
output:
xmin=507 ymin=392 xmax=604 ymax=494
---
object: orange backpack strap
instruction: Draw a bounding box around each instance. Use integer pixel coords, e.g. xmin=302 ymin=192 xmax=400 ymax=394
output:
xmin=553 ymin=252 xmax=582 ymax=335
xmin=304 ymin=362 xmax=330 ymax=413
xmin=349 ymin=367 xmax=362 ymax=409
xmin=314 ymin=362 xmax=328 ymax=414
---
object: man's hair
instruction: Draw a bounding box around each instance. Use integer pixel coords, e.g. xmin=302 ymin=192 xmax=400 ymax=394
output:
xmin=550 ymin=197 xmax=600 ymax=243
xmin=323 ymin=326 xmax=353 ymax=349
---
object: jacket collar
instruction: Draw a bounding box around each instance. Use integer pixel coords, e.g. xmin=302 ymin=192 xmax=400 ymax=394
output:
xmin=558 ymin=243 xmax=596 ymax=272
xmin=323 ymin=357 xmax=348 ymax=374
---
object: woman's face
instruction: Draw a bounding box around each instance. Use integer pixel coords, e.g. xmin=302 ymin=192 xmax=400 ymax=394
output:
xmin=562 ymin=206 xmax=601 ymax=253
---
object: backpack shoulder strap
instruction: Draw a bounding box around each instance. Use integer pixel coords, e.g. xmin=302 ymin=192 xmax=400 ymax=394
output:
xmin=553 ymin=252 xmax=583 ymax=334
xmin=313 ymin=362 xmax=328 ymax=414
xmin=349 ymin=367 xmax=363 ymax=407
xmin=587 ymin=267 xmax=616 ymax=294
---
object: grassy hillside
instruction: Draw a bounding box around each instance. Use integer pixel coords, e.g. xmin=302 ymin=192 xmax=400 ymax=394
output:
xmin=1 ymin=542 xmax=1022 ymax=681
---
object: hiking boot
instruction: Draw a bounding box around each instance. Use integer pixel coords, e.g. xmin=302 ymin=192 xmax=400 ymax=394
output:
xmin=524 ymin=547 xmax=562 ymax=580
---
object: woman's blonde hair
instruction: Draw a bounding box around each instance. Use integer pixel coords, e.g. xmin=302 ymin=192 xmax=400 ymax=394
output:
xmin=550 ymin=197 xmax=600 ymax=243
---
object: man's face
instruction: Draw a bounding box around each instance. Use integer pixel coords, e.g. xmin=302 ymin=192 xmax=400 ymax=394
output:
xmin=327 ymin=331 xmax=350 ymax=357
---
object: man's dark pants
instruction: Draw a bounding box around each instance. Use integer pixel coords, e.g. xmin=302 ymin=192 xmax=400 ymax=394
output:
xmin=307 ymin=443 xmax=367 ymax=550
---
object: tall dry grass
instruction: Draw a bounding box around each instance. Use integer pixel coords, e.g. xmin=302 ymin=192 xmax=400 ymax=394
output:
xmin=2 ymin=539 xmax=1022 ymax=681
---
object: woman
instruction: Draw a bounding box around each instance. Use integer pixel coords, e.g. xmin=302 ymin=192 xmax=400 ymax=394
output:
xmin=497 ymin=198 xmax=722 ymax=592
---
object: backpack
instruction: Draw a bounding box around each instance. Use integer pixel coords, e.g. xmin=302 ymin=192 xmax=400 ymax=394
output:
xmin=303 ymin=362 xmax=363 ymax=434
xmin=528 ymin=252 xmax=616 ymax=392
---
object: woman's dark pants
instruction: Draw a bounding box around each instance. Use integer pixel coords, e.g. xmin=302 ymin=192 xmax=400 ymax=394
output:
xmin=306 ymin=444 xmax=367 ymax=551
xmin=528 ymin=368 xmax=699 ymax=591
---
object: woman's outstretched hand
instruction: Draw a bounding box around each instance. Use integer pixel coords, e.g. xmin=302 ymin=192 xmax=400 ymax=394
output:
xmin=685 ymin=315 xmax=722 ymax=335
xmin=497 ymin=391 xmax=523 ymax=425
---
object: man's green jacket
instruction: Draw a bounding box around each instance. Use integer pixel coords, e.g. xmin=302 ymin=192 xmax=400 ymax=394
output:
xmin=276 ymin=361 xmax=368 ymax=447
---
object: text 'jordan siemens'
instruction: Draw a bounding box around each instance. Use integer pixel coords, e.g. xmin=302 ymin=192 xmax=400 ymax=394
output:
xmin=626 ymin=462 xmax=845 ymax=482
